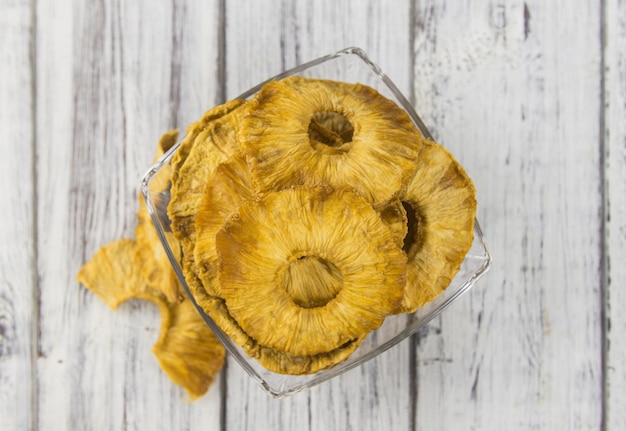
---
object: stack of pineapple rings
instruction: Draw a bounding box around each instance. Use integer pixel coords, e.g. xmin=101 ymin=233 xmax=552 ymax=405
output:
xmin=168 ymin=76 xmax=477 ymax=375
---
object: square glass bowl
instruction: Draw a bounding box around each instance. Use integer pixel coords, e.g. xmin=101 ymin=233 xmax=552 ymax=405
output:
xmin=141 ymin=47 xmax=491 ymax=397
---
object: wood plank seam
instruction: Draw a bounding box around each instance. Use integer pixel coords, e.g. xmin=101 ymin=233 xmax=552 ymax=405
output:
xmin=168 ymin=1 xmax=183 ymax=132
xmin=217 ymin=0 xmax=227 ymax=106
xmin=29 ymin=0 xmax=39 ymax=429
xmin=602 ymin=0 xmax=626 ymax=428
xmin=599 ymin=0 xmax=608 ymax=430
xmin=217 ymin=2 xmax=228 ymax=430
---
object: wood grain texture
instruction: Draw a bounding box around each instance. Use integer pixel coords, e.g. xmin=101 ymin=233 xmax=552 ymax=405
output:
xmin=223 ymin=1 xmax=413 ymax=430
xmin=411 ymin=1 xmax=604 ymax=429
xmin=35 ymin=1 xmax=223 ymax=429
xmin=605 ymin=0 xmax=626 ymax=428
xmin=0 ymin=1 xmax=35 ymax=430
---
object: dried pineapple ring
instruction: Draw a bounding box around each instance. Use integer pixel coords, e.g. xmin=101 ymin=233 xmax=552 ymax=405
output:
xmin=397 ymin=140 xmax=476 ymax=313
xmin=194 ymin=153 xmax=256 ymax=298
xmin=240 ymin=76 xmax=424 ymax=205
xmin=216 ymin=186 xmax=406 ymax=356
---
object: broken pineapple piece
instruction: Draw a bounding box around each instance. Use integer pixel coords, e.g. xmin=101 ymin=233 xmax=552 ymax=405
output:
xmin=77 ymin=239 xmax=165 ymax=310
xmin=77 ymin=238 xmax=225 ymax=400
xmin=240 ymin=76 xmax=425 ymax=204
xmin=216 ymin=186 xmax=406 ymax=356
xmin=152 ymin=298 xmax=225 ymax=400
xmin=397 ymin=140 xmax=476 ymax=313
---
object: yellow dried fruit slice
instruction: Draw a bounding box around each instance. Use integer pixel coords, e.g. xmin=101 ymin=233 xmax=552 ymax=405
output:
xmin=136 ymin=130 xmax=182 ymax=302
xmin=194 ymin=153 xmax=256 ymax=298
xmin=77 ymin=239 xmax=164 ymax=309
xmin=153 ymin=298 xmax=225 ymax=400
xmin=240 ymin=76 xmax=424 ymax=204
xmin=171 ymin=99 xmax=246 ymax=188
xmin=168 ymin=101 xmax=249 ymax=312
xmin=168 ymin=101 xmax=248 ymax=236
xmin=397 ymin=140 xmax=476 ymax=313
xmin=216 ymin=186 xmax=406 ymax=356
xmin=76 ymin=239 xmax=225 ymax=400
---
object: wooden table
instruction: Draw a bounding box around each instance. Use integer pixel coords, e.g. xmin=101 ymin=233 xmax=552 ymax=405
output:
xmin=2 ymin=1 xmax=624 ymax=429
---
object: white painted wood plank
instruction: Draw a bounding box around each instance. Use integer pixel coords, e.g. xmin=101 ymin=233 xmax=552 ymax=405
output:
xmin=225 ymin=0 xmax=413 ymax=97
xmin=605 ymin=0 xmax=626 ymax=428
xmin=412 ymin=1 xmax=603 ymax=429
xmin=0 ymin=1 xmax=35 ymax=430
xmin=224 ymin=1 xmax=413 ymax=430
xmin=35 ymin=1 xmax=223 ymax=429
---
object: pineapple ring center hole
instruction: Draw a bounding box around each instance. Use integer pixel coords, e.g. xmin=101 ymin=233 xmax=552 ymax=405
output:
xmin=281 ymin=255 xmax=344 ymax=308
xmin=402 ymin=201 xmax=425 ymax=258
xmin=308 ymin=111 xmax=354 ymax=154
